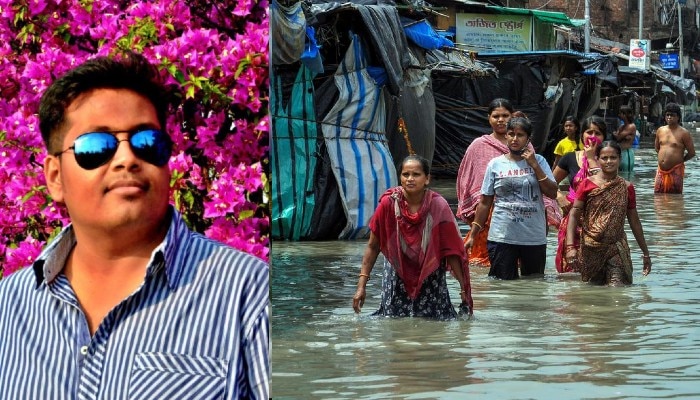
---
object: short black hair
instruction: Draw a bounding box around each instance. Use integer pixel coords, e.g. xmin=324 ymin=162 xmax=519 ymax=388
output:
xmin=507 ymin=116 xmax=532 ymax=137
xmin=619 ymin=105 xmax=634 ymax=118
xmin=401 ymin=155 xmax=431 ymax=176
xmin=664 ymin=102 xmax=681 ymax=116
xmin=38 ymin=52 xmax=169 ymax=154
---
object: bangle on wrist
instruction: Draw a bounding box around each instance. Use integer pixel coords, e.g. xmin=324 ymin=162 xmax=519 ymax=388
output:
xmin=359 ymin=273 xmax=370 ymax=279
xmin=471 ymin=221 xmax=483 ymax=230
xmin=641 ymin=255 xmax=651 ymax=259
xmin=538 ymin=176 xmax=548 ymax=182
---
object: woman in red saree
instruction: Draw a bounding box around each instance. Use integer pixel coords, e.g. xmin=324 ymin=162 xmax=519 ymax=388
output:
xmin=552 ymin=116 xmax=606 ymax=273
xmin=456 ymin=99 xmax=560 ymax=268
xmin=566 ymin=141 xmax=652 ymax=285
xmin=353 ymin=155 xmax=473 ymax=319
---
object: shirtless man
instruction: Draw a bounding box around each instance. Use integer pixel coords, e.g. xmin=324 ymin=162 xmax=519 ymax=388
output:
xmin=654 ymin=102 xmax=696 ymax=193
xmin=613 ymin=105 xmax=636 ymax=173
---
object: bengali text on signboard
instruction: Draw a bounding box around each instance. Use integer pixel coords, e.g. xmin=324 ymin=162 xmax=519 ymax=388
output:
xmin=629 ymin=39 xmax=650 ymax=70
xmin=456 ymin=13 xmax=532 ymax=52
xmin=659 ymin=53 xmax=679 ymax=70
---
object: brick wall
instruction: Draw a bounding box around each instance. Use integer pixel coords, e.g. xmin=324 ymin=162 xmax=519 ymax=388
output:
xmin=526 ymin=0 xmax=695 ymax=46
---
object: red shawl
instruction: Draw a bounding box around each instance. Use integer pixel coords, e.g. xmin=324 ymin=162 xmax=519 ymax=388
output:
xmin=370 ymin=187 xmax=473 ymax=311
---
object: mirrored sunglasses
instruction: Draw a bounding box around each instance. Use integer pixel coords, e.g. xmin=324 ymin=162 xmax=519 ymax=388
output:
xmin=55 ymin=129 xmax=172 ymax=170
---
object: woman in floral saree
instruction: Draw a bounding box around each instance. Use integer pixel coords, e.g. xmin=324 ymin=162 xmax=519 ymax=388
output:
xmin=566 ymin=141 xmax=652 ymax=285
xmin=353 ymin=155 xmax=473 ymax=319
xmin=552 ymin=116 xmax=606 ymax=273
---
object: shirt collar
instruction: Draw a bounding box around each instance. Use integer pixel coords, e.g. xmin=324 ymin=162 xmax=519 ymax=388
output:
xmin=32 ymin=206 xmax=191 ymax=290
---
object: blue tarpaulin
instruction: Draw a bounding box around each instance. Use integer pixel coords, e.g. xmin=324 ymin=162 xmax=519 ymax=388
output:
xmin=403 ymin=19 xmax=454 ymax=50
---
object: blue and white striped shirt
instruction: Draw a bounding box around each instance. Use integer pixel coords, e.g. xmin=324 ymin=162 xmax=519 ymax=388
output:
xmin=0 ymin=207 xmax=269 ymax=399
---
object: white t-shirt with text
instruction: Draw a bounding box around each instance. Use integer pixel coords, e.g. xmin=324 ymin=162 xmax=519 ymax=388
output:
xmin=481 ymin=154 xmax=553 ymax=245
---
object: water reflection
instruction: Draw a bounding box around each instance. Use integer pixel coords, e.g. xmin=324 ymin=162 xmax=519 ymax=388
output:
xmin=272 ymin=139 xmax=700 ymax=399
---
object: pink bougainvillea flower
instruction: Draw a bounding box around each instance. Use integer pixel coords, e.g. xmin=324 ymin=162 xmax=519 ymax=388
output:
xmin=3 ymin=236 xmax=44 ymax=276
xmin=0 ymin=0 xmax=269 ymax=276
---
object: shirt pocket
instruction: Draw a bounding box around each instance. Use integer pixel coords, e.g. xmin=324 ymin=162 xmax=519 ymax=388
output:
xmin=128 ymin=352 xmax=228 ymax=400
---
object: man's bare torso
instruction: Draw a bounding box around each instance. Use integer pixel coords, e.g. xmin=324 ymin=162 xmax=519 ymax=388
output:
xmin=616 ymin=123 xmax=636 ymax=150
xmin=655 ymin=125 xmax=691 ymax=170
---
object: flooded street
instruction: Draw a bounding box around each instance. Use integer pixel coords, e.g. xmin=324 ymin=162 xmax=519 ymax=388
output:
xmin=271 ymin=138 xmax=700 ymax=399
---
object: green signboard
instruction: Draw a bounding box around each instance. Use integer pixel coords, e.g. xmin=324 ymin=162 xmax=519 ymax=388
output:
xmin=456 ymin=13 xmax=533 ymax=52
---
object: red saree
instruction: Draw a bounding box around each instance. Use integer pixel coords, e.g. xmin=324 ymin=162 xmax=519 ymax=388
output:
xmin=555 ymin=150 xmax=593 ymax=273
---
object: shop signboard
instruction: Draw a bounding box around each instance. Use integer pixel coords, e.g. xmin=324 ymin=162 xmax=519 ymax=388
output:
xmin=456 ymin=13 xmax=532 ymax=53
xmin=660 ymin=53 xmax=679 ymax=70
xmin=629 ymin=39 xmax=650 ymax=70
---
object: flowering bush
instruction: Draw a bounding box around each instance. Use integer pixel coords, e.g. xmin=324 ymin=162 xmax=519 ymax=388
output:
xmin=0 ymin=0 xmax=270 ymax=277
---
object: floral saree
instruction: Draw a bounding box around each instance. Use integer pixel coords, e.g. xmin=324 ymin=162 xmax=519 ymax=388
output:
xmin=576 ymin=176 xmax=635 ymax=285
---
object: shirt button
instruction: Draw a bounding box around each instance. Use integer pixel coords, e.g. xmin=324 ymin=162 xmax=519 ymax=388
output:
xmin=80 ymin=346 xmax=89 ymax=355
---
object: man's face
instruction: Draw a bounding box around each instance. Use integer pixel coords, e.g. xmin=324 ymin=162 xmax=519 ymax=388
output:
xmin=44 ymin=88 xmax=171 ymax=234
xmin=665 ymin=112 xmax=679 ymax=125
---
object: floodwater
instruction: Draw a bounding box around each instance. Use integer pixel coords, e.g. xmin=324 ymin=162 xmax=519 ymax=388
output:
xmin=271 ymin=135 xmax=700 ymax=399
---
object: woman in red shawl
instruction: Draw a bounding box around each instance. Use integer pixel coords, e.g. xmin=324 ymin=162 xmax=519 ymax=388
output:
xmin=566 ymin=141 xmax=652 ymax=285
xmin=353 ymin=155 xmax=473 ymax=319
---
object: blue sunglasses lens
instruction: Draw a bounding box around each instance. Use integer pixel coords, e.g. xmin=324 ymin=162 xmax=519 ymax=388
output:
xmin=72 ymin=132 xmax=118 ymax=170
xmin=72 ymin=129 xmax=171 ymax=170
xmin=130 ymin=129 xmax=172 ymax=167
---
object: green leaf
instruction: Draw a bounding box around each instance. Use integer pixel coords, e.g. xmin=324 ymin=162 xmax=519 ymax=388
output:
xmin=235 ymin=59 xmax=251 ymax=79
xmin=170 ymin=170 xmax=184 ymax=187
xmin=186 ymin=84 xmax=196 ymax=99
xmin=182 ymin=190 xmax=195 ymax=208
xmin=174 ymin=69 xmax=185 ymax=84
xmin=238 ymin=209 xmax=255 ymax=220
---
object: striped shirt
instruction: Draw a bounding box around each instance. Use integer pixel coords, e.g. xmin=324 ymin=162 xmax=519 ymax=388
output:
xmin=0 ymin=207 xmax=269 ymax=399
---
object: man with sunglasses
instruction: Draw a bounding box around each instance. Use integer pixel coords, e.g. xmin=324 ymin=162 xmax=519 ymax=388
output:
xmin=0 ymin=53 xmax=270 ymax=399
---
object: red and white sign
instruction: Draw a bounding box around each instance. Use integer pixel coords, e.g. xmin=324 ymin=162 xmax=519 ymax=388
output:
xmin=629 ymin=39 xmax=650 ymax=70
xmin=631 ymin=48 xmax=645 ymax=58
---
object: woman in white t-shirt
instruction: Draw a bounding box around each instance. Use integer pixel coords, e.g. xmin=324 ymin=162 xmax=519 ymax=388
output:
xmin=466 ymin=116 xmax=558 ymax=279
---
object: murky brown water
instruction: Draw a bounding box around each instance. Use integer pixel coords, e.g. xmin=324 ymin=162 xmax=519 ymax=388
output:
xmin=271 ymin=136 xmax=700 ymax=399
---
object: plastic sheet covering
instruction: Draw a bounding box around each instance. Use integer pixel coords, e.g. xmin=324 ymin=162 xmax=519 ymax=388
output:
xmin=431 ymin=54 xmax=602 ymax=176
xmin=386 ymin=45 xmax=435 ymax=175
xmin=356 ymin=4 xmax=410 ymax=95
xmin=403 ymin=18 xmax=454 ymax=50
xmin=580 ymin=56 xmax=618 ymax=87
xmin=321 ymin=34 xmax=397 ymax=239
xmin=270 ymin=65 xmax=319 ymax=240
xmin=271 ymin=0 xmax=306 ymax=65
xmin=306 ymin=74 xmax=348 ymax=240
